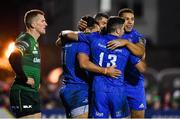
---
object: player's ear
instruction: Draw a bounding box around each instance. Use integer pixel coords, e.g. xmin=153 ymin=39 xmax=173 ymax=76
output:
xmin=30 ymin=22 xmax=36 ymax=29
xmin=116 ymin=28 xmax=121 ymax=34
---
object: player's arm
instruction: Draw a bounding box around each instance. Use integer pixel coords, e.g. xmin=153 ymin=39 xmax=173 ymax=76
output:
xmin=60 ymin=30 xmax=79 ymax=40
xmin=9 ymin=48 xmax=28 ymax=83
xmin=56 ymin=30 xmax=92 ymax=47
xmin=77 ymin=53 xmax=121 ymax=78
xmin=56 ymin=30 xmax=79 ymax=47
xmin=136 ymin=52 xmax=147 ymax=73
xmin=129 ymin=37 xmax=147 ymax=72
xmin=126 ymin=40 xmax=145 ymax=57
xmin=107 ymin=39 xmax=145 ymax=57
xmin=9 ymin=41 xmax=34 ymax=86
xmin=62 ymin=30 xmax=79 ymax=40
xmin=135 ymin=60 xmax=147 ymax=73
xmin=129 ymin=54 xmax=147 ymax=73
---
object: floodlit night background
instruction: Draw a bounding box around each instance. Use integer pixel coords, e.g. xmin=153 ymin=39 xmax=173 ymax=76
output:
xmin=0 ymin=0 xmax=180 ymax=118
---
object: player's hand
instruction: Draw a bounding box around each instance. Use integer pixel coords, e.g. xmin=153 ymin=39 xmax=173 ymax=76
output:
xmin=56 ymin=32 xmax=62 ymax=47
xmin=141 ymin=53 xmax=146 ymax=60
xmin=78 ymin=19 xmax=87 ymax=31
xmin=26 ymin=77 xmax=35 ymax=88
xmin=107 ymin=39 xmax=128 ymax=50
xmin=105 ymin=65 xmax=121 ymax=78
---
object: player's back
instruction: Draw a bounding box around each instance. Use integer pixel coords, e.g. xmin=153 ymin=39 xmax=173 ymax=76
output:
xmin=62 ymin=41 xmax=89 ymax=85
xmin=78 ymin=32 xmax=132 ymax=118
xmin=79 ymin=32 xmax=131 ymax=92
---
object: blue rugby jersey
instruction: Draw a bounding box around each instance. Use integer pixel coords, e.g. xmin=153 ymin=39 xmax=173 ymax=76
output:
xmin=123 ymin=29 xmax=146 ymax=87
xmin=62 ymin=41 xmax=90 ymax=85
xmin=78 ymin=32 xmax=140 ymax=92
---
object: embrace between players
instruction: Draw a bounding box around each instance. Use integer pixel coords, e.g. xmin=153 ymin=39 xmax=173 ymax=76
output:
xmin=57 ymin=8 xmax=147 ymax=118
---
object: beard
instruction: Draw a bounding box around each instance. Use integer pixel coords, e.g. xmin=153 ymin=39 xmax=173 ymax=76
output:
xmin=124 ymin=27 xmax=133 ymax=33
xmin=100 ymin=27 xmax=107 ymax=35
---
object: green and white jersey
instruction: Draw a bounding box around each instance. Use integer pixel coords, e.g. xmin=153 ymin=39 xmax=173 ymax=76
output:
xmin=11 ymin=32 xmax=41 ymax=92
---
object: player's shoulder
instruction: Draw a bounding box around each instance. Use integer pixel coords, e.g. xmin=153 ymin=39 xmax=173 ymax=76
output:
xmin=87 ymin=32 xmax=102 ymax=40
xmin=78 ymin=41 xmax=89 ymax=48
xmin=15 ymin=33 xmax=33 ymax=53
xmin=80 ymin=31 xmax=99 ymax=35
xmin=78 ymin=31 xmax=99 ymax=39
xmin=16 ymin=32 xmax=32 ymax=43
xmin=88 ymin=31 xmax=101 ymax=36
xmin=132 ymin=29 xmax=146 ymax=42
xmin=131 ymin=29 xmax=144 ymax=38
xmin=133 ymin=29 xmax=146 ymax=45
xmin=104 ymin=34 xmax=119 ymax=41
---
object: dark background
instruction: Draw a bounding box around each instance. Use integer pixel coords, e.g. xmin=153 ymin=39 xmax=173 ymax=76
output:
xmin=0 ymin=0 xmax=180 ymax=117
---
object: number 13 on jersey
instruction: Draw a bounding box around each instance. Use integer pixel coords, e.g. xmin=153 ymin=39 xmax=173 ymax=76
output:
xmin=99 ymin=52 xmax=117 ymax=67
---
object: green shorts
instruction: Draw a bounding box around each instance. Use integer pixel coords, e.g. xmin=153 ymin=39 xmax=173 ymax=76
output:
xmin=9 ymin=89 xmax=41 ymax=117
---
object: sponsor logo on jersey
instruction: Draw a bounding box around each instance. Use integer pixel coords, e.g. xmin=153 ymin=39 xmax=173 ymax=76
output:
xmin=34 ymin=47 xmax=37 ymax=50
xmin=96 ymin=111 xmax=104 ymax=117
xmin=33 ymin=57 xmax=40 ymax=63
xmin=114 ymin=49 xmax=122 ymax=53
xmin=23 ymin=105 xmax=32 ymax=109
xmin=139 ymin=103 xmax=144 ymax=108
xmin=32 ymin=47 xmax=38 ymax=54
xmin=98 ymin=43 xmax=106 ymax=48
xmin=11 ymin=106 xmax=19 ymax=109
xmin=33 ymin=50 xmax=38 ymax=54
xmin=116 ymin=111 xmax=122 ymax=117
xmin=139 ymin=38 xmax=146 ymax=45
xmin=82 ymin=98 xmax=88 ymax=103
xmin=65 ymin=44 xmax=72 ymax=48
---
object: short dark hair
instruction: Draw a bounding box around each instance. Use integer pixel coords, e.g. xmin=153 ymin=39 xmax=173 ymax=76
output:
xmin=81 ymin=16 xmax=98 ymax=28
xmin=94 ymin=12 xmax=109 ymax=22
xmin=118 ymin=8 xmax=134 ymax=17
xmin=24 ymin=9 xmax=45 ymax=28
xmin=107 ymin=16 xmax=125 ymax=33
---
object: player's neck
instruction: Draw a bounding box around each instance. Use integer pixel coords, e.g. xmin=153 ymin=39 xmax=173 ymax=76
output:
xmin=110 ymin=32 xmax=119 ymax=37
xmin=26 ymin=29 xmax=40 ymax=41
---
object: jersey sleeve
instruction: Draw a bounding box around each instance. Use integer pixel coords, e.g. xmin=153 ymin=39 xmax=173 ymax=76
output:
xmin=15 ymin=38 xmax=30 ymax=54
xmin=137 ymin=35 xmax=146 ymax=46
xmin=129 ymin=54 xmax=141 ymax=65
xmin=78 ymin=32 xmax=99 ymax=44
xmin=132 ymin=29 xmax=146 ymax=45
xmin=78 ymin=33 xmax=91 ymax=43
xmin=77 ymin=42 xmax=90 ymax=56
xmin=134 ymin=31 xmax=146 ymax=46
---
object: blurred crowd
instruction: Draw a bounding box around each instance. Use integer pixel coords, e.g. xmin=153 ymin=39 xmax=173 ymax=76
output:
xmin=144 ymin=67 xmax=180 ymax=111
